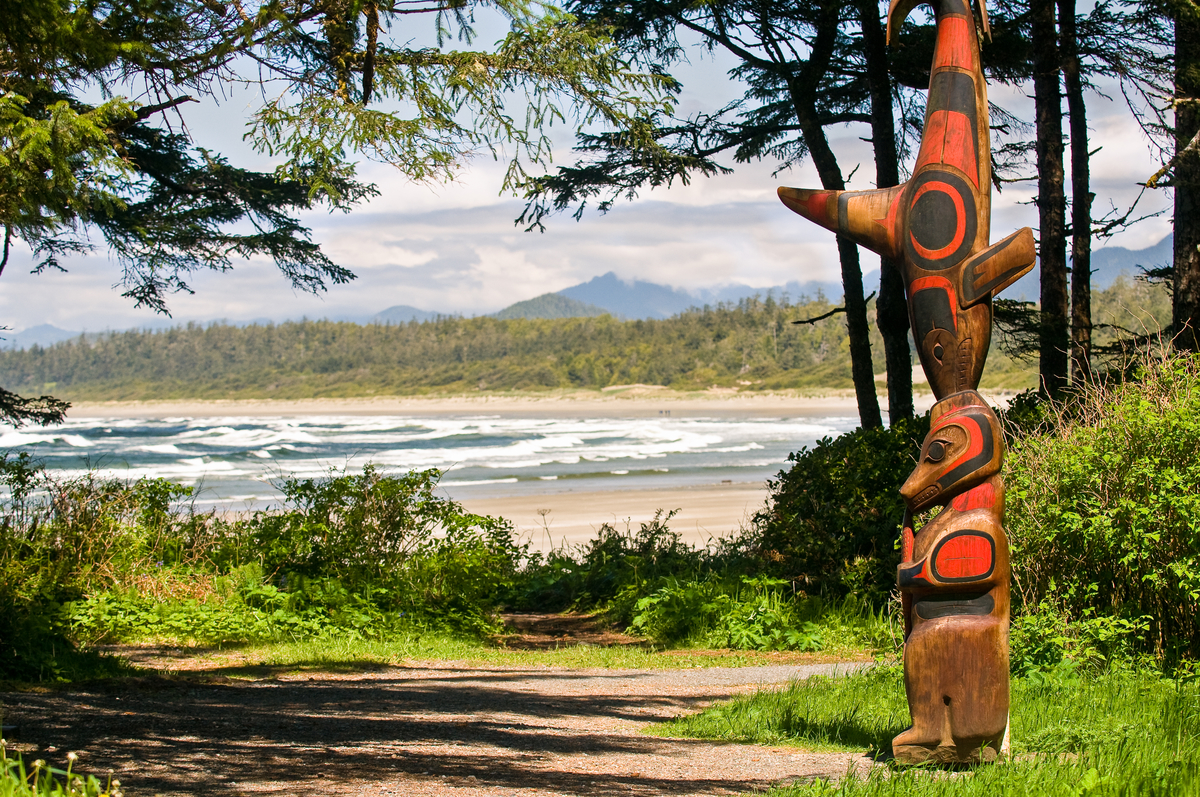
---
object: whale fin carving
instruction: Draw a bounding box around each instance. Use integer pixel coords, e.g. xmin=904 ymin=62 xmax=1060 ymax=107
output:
xmin=777 ymin=185 xmax=906 ymax=260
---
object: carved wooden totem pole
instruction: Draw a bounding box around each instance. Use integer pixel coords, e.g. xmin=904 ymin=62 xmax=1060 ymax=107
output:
xmin=776 ymin=0 xmax=1036 ymax=764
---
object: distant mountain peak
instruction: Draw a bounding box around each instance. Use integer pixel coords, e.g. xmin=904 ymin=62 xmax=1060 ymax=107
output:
xmin=371 ymin=305 xmax=440 ymax=324
xmin=557 ymin=273 xmax=844 ymax=319
xmin=2 ymin=324 xmax=82 ymax=350
xmin=492 ymin=293 xmax=609 ymax=320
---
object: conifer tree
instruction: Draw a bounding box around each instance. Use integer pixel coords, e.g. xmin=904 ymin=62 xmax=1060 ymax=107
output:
xmin=0 ymin=0 xmax=672 ymax=424
xmin=518 ymin=0 xmax=918 ymax=429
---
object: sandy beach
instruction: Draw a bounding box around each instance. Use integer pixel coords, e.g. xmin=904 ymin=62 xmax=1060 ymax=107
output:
xmin=67 ymin=387 xmax=948 ymax=419
xmin=457 ymin=481 xmax=769 ymax=551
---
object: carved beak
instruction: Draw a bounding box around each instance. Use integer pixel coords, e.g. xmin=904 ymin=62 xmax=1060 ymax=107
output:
xmin=900 ymin=471 xmax=940 ymax=512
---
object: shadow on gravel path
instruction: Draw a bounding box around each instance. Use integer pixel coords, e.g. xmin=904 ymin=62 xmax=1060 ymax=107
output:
xmin=2 ymin=648 xmax=872 ymax=796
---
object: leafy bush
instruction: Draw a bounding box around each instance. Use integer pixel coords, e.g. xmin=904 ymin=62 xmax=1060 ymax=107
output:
xmin=749 ymin=416 xmax=929 ymax=604
xmin=1006 ymin=349 xmax=1200 ymax=662
xmin=516 ymin=510 xmax=715 ymax=620
xmin=0 ymin=459 xmax=523 ymax=678
xmin=245 ymin=466 xmax=522 ymax=633
xmin=631 ymin=576 xmax=825 ymax=651
xmin=0 ymin=452 xmax=197 ymax=680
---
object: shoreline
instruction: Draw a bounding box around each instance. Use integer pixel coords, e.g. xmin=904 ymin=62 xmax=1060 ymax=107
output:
xmin=55 ymin=387 xmax=1021 ymax=419
xmin=456 ymin=480 xmax=770 ymax=551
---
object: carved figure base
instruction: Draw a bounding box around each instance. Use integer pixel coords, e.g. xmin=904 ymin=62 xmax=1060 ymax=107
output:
xmin=892 ymin=738 xmax=1003 ymax=765
xmin=892 ymin=614 xmax=1009 ymax=764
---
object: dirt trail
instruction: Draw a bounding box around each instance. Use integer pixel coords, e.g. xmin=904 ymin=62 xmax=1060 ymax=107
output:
xmin=2 ymin=624 xmax=875 ymax=796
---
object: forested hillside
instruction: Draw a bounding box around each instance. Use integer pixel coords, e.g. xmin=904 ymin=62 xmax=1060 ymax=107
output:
xmin=0 ymin=295 xmax=1041 ymax=400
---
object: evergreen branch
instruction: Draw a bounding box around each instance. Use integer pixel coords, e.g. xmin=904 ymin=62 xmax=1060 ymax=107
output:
xmin=791 ymin=292 xmax=875 ymax=325
xmin=0 ymin=387 xmax=69 ymax=427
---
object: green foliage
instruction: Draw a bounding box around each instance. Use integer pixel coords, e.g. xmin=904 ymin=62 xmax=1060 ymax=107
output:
xmin=1 ymin=747 xmax=117 ymax=797
xmin=0 ymin=458 xmax=524 ymax=678
xmin=1 ymin=448 xmax=900 ymax=681
xmin=0 ymin=0 xmax=671 ymax=305
xmin=518 ymin=509 xmax=710 ymax=616
xmin=750 ymin=416 xmax=929 ymax=605
xmin=0 ymin=0 xmax=674 ymax=423
xmin=0 ymin=451 xmax=198 ymax=679
xmin=631 ymin=576 xmax=819 ymax=650
xmin=1006 ymin=349 xmax=1200 ymax=661
xmin=660 ymin=666 xmax=1200 ymax=796
xmin=245 ymin=465 xmax=518 ymax=592
xmin=630 ymin=577 xmax=878 ymax=652
xmin=1009 ymin=604 xmax=1153 ymax=679
xmin=0 ymin=294 xmax=1038 ymax=399
xmin=517 ymin=513 xmax=890 ymax=652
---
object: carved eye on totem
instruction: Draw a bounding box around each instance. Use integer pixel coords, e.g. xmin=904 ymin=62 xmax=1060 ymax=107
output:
xmin=933 ymin=343 xmax=945 ymax=362
xmin=925 ymin=438 xmax=952 ymax=462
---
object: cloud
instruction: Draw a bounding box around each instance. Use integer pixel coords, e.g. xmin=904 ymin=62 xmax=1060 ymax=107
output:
xmin=0 ymin=55 xmax=1175 ymax=335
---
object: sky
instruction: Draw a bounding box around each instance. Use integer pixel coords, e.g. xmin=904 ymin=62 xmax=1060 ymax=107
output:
xmin=0 ymin=13 xmax=1176 ymax=335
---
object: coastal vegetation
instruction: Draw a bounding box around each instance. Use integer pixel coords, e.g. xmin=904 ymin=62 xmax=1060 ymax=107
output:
xmin=4 ymin=349 xmax=1197 ymax=676
xmin=0 ymin=279 xmax=1168 ymax=401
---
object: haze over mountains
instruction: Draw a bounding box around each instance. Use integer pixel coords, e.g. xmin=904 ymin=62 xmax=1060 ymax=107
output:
xmin=4 ymin=234 xmax=1175 ymax=349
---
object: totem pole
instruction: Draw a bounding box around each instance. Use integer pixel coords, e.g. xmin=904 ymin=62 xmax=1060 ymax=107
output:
xmin=776 ymin=0 xmax=1035 ymax=764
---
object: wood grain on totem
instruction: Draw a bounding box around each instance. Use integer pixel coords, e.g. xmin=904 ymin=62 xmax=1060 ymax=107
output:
xmin=896 ymin=391 xmax=1010 ymax=764
xmin=776 ymin=0 xmax=1036 ymax=400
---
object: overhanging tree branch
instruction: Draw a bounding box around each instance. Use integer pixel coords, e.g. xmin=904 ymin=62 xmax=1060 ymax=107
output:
xmin=0 ymin=388 xmax=70 ymax=427
xmin=791 ymin=292 xmax=876 ymax=325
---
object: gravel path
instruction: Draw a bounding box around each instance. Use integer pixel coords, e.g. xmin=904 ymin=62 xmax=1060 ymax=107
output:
xmin=3 ymin=661 xmax=874 ymax=796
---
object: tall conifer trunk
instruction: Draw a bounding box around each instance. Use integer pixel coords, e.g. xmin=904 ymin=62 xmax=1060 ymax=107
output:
xmin=1059 ymin=0 xmax=1093 ymax=379
xmin=790 ymin=83 xmax=884 ymax=429
xmin=1174 ymin=4 xmax=1200 ymax=351
xmin=859 ymin=0 xmax=914 ymax=423
xmin=1032 ymin=0 xmax=1069 ymax=396
xmin=785 ymin=0 xmax=883 ymax=429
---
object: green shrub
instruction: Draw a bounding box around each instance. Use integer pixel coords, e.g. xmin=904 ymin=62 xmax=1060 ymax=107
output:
xmin=0 ymin=453 xmax=191 ymax=680
xmin=631 ymin=576 xmax=823 ymax=650
xmin=749 ymin=416 xmax=929 ymax=604
xmin=1 ymin=459 xmax=524 ymax=677
xmin=516 ymin=509 xmax=714 ymax=619
xmin=626 ymin=575 xmax=893 ymax=652
xmin=1006 ymin=349 xmax=1200 ymax=662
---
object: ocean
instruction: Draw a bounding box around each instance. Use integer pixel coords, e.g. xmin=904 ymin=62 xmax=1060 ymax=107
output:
xmin=0 ymin=412 xmax=860 ymax=510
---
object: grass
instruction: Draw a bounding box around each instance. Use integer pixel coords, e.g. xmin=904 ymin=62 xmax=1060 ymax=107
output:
xmin=1 ymin=746 xmax=119 ymax=796
xmin=650 ymin=664 xmax=1200 ymax=795
xmin=0 ymin=627 xmax=873 ymax=691
xmin=649 ymin=662 xmax=907 ymax=753
xmin=63 ymin=632 xmax=873 ymax=685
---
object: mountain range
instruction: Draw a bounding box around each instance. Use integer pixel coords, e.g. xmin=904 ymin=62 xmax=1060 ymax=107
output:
xmin=3 ymin=233 xmax=1174 ymax=349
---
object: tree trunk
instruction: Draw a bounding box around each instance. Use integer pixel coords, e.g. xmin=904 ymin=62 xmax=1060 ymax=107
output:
xmin=859 ymin=0 xmax=914 ymax=423
xmin=1174 ymin=4 xmax=1200 ymax=351
xmin=1059 ymin=0 xmax=1093 ymax=380
xmin=1032 ymin=0 xmax=1069 ymax=397
xmin=789 ymin=83 xmax=884 ymax=429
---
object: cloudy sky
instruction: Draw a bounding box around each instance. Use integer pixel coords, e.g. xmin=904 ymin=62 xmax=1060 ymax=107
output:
xmin=0 ymin=18 xmax=1175 ymax=334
